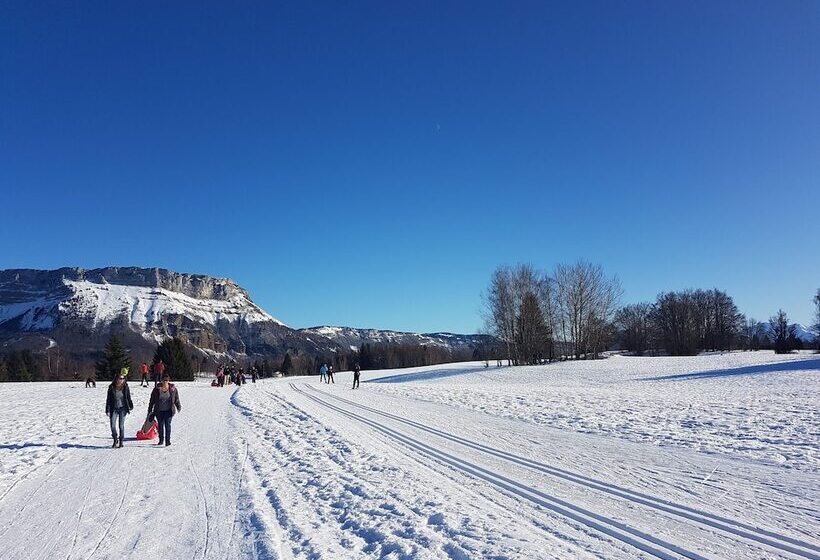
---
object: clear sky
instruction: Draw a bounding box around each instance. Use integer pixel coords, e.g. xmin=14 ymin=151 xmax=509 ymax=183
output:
xmin=1 ymin=1 xmax=818 ymax=333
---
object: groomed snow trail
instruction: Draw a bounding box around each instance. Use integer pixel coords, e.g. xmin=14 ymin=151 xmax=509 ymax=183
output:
xmin=1 ymin=353 xmax=818 ymax=559
xmin=0 ymin=383 xmax=247 ymax=560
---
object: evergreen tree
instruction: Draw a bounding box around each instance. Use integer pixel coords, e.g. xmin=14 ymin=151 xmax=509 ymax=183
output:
xmin=5 ymin=351 xmax=29 ymax=382
xmin=0 ymin=357 xmax=7 ymax=382
xmin=280 ymin=353 xmax=293 ymax=376
xmin=95 ymin=335 xmax=132 ymax=381
xmin=21 ymin=350 xmax=41 ymax=381
xmin=153 ymin=338 xmax=194 ymax=381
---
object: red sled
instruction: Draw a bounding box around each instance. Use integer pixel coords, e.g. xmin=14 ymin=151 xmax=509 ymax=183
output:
xmin=136 ymin=421 xmax=158 ymax=440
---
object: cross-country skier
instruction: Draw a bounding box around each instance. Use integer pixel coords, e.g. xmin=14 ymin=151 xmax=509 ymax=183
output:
xmin=352 ymin=363 xmax=361 ymax=389
xmin=319 ymin=363 xmax=328 ymax=383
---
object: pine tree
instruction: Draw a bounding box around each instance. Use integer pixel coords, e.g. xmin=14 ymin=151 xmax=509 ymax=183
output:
xmin=153 ymin=338 xmax=194 ymax=381
xmin=0 ymin=357 xmax=7 ymax=382
xmin=95 ymin=335 xmax=132 ymax=381
xmin=280 ymin=353 xmax=293 ymax=376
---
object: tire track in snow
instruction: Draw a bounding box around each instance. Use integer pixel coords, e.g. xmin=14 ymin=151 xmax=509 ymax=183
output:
xmin=291 ymin=383 xmax=708 ymax=560
xmin=306 ymin=384 xmax=820 ymax=560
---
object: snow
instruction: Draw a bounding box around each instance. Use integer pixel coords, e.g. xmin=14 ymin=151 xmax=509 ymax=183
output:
xmin=0 ymin=279 xmax=285 ymax=332
xmin=0 ymin=351 xmax=818 ymax=559
xmin=62 ymin=280 xmax=282 ymax=327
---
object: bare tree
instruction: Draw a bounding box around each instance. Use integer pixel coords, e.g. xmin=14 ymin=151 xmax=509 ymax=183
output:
xmin=483 ymin=266 xmax=517 ymax=365
xmin=553 ymin=260 xmax=621 ymax=359
xmin=615 ymin=303 xmax=652 ymax=355
xmin=769 ymin=309 xmax=793 ymax=354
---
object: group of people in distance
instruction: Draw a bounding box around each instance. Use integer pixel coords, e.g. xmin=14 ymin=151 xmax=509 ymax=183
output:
xmin=320 ymin=362 xmax=361 ymax=389
xmin=212 ymin=365 xmax=258 ymax=387
xmin=104 ymin=365 xmax=181 ymax=448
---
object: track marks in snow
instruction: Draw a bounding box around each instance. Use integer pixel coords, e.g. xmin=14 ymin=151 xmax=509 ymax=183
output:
xmin=232 ymin=386 xmax=566 ymax=559
xmin=304 ymin=384 xmax=820 ymax=560
xmin=292 ymin=384 xmax=704 ymax=560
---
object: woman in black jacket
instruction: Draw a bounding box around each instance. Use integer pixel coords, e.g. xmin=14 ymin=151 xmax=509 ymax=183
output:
xmin=147 ymin=374 xmax=182 ymax=447
xmin=105 ymin=369 xmax=134 ymax=448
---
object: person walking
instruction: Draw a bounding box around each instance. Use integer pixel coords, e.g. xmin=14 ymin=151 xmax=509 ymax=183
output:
xmin=140 ymin=362 xmax=150 ymax=387
xmin=319 ymin=363 xmax=328 ymax=383
xmin=327 ymin=365 xmax=335 ymax=384
xmin=237 ymin=368 xmax=245 ymax=386
xmin=153 ymin=360 xmax=166 ymax=387
xmin=105 ymin=368 xmax=134 ymax=448
xmin=250 ymin=366 xmax=258 ymax=383
xmin=352 ymin=363 xmax=361 ymax=389
xmin=147 ymin=373 xmax=181 ymax=447
xmin=217 ymin=367 xmax=225 ymax=387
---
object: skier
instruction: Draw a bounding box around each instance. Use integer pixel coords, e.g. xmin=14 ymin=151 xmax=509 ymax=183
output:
xmin=153 ymin=359 xmax=166 ymax=387
xmin=319 ymin=363 xmax=328 ymax=383
xmin=147 ymin=373 xmax=181 ymax=447
xmin=327 ymin=365 xmax=335 ymax=384
xmin=140 ymin=362 xmax=150 ymax=387
xmin=352 ymin=363 xmax=361 ymax=389
xmin=105 ymin=368 xmax=134 ymax=448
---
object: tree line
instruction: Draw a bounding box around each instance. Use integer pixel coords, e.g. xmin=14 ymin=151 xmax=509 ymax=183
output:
xmin=484 ymin=261 xmax=819 ymax=362
xmin=483 ymin=261 xmax=622 ymax=364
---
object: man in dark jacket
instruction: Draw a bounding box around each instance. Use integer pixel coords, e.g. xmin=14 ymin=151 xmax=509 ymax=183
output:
xmin=352 ymin=363 xmax=361 ymax=389
xmin=147 ymin=374 xmax=181 ymax=446
xmin=105 ymin=370 xmax=134 ymax=448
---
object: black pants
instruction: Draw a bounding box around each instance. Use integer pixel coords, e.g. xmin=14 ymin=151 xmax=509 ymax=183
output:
xmin=327 ymin=373 xmax=334 ymax=384
xmin=156 ymin=410 xmax=173 ymax=443
xmin=352 ymin=375 xmax=360 ymax=389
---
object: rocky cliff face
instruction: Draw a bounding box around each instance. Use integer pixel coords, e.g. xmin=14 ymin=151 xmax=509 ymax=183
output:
xmin=0 ymin=267 xmax=341 ymax=370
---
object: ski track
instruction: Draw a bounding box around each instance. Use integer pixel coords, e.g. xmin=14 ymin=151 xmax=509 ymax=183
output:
xmin=0 ymin=353 xmax=817 ymax=559
xmin=291 ymin=383 xmax=707 ymax=560
xmin=302 ymin=383 xmax=820 ymax=560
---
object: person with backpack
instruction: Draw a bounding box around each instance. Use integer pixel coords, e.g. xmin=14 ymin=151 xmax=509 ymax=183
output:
xmin=319 ymin=363 xmax=328 ymax=383
xmin=140 ymin=362 xmax=150 ymax=387
xmin=327 ymin=365 xmax=335 ymax=384
xmin=153 ymin=360 xmax=166 ymax=387
xmin=352 ymin=363 xmax=361 ymax=389
xmin=105 ymin=368 xmax=134 ymax=448
xmin=147 ymin=373 xmax=181 ymax=446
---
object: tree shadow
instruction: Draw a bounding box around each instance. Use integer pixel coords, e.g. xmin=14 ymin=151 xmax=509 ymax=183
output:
xmin=0 ymin=443 xmax=47 ymax=450
xmin=642 ymin=358 xmax=820 ymax=382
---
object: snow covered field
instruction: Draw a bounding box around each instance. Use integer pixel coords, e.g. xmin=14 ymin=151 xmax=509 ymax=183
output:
xmin=0 ymin=351 xmax=818 ymax=559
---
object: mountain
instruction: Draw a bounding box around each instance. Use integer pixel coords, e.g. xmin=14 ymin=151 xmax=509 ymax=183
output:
xmin=299 ymin=325 xmax=496 ymax=354
xmin=0 ymin=267 xmax=342 ymax=373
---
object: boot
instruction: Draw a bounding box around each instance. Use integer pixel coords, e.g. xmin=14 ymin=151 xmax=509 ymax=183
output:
xmin=157 ymin=439 xmax=164 ymax=446
xmin=112 ymin=438 xmax=118 ymax=448
xmin=118 ymin=439 xmax=124 ymax=448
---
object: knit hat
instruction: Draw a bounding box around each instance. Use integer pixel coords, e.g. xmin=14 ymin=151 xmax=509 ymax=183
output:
xmin=119 ymin=367 xmax=129 ymax=378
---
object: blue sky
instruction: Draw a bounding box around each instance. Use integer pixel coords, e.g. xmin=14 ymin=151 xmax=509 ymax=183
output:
xmin=1 ymin=1 xmax=818 ymax=332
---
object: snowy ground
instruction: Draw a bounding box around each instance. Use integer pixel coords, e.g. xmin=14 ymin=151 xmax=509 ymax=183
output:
xmin=0 ymin=351 xmax=818 ymax=559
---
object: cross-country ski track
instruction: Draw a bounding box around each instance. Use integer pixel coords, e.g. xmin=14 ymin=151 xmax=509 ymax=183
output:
xmin=0 ymin=354 xmax=818 ymax=559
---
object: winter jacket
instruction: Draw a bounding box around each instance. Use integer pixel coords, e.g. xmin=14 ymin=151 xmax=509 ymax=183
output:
xmin=147 ymin=384 xmax=182 ymax=419
xmin=106 ymin=383 xmax=134 ymax=415
xmin=320 ymin=365 xmax=328 ymax=375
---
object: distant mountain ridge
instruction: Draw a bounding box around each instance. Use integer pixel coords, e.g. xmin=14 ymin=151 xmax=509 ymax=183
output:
xmin=298 ymin=325 xmax=495 ymax=353
xmin=0 ymin=267 xmax=341 ymax=369
xmin=0 ymin=267 xmax=492 ymax=377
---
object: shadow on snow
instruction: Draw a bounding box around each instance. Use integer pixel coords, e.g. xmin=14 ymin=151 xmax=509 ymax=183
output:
xmin=642 ymin=358 xmax=820 ymax=382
